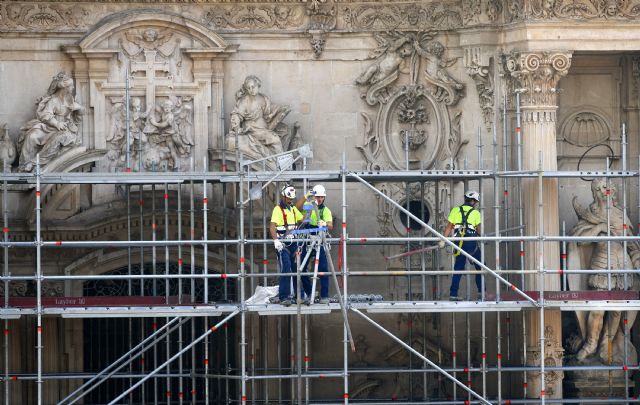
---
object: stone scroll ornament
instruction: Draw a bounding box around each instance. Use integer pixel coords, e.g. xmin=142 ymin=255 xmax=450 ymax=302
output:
xmin=18 ymin=72 xmax=85 ymax=172
xmin=355 ymin=31 xmax=465 ymax=171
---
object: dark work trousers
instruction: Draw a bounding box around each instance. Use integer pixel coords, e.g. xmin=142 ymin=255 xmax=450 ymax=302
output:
xmin=277 ymin=243 xmax=312 ymax=300
xmin=302 ymin=245 xmax=329 ymax=299
xmin=450 ymin=236 xmax=483 ymax=297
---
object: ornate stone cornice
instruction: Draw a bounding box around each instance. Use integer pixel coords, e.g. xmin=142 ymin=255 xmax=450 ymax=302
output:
xmin=506 ymin=51 xmax=572 ymax=107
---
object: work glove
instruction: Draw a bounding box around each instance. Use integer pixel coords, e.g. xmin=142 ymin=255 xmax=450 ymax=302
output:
xmin=318 ymin=220 xmax=327 ymax=227
xmin=285 ymin=234 xmax=295 ymax=240
xmin=274 ymin=239 xmax=284 ymax=252
xmin=438 ymin=240 xmax=446 ymax=249
xmin=305 ymin=190 xmax=316 ymax=200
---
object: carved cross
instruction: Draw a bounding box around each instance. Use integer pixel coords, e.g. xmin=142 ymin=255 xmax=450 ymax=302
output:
xmin=130 ymin=50 xmax=173 ymax=110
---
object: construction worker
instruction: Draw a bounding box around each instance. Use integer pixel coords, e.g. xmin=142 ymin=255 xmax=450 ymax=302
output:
xmin=304 ymin=184 xmax=333 ymax=304
xmin=439 ymin=191 xmax=483 ymax=301
xmin=270 ymin=184 xmax=312 ymax=306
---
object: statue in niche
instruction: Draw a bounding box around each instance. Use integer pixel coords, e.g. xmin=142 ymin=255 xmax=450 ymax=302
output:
xmin=567 ymin=179 xmax=640 ymax=364
xmin=142 ymin=97 xmax=193 ymax=171
xmin=0 ymin=124 xmax=16 ymax=168
xmin=227 ymin=75 xmax=292 ymax=158
xmin=18 ymin=72 xmax=84 ymax=172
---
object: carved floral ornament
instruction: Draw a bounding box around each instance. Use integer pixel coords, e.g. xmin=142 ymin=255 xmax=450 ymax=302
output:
xmin=506 ymin=51 xmax=572 ymax=107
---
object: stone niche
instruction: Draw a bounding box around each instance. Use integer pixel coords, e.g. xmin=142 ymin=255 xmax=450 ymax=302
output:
xmin=62 ymin=10 xmax=237 ymax=173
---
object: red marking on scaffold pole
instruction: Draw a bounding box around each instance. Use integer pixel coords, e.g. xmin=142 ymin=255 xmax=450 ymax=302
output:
xmin=516 ymin=127 xmax=521 ymax=133
xmin=37 ymin=326 xmax=42 ymax=333
xmin=623 ymin=223 xmax=628 ymax=230
xmin=152 ymin=322 xmax=157 ymax=330
xmin=221 ymin=274 xmax=227 ymax=279
xmin=467 ymin=381 xmax=472 ymax=387
xmin=152 ymin=223 xmax=157 ymax=230
xmin=191 ymin=389 xmax=197 ymax=395
xmin=319 ymin=374 xmax=325 ymax=378
xmin=3 ymin=329 xmax=8 ymax=336
xmin=561 ymin=254 xmax=567 ymax=259
xmin=203 ymin=198 xmax=208 ymax=204
xmin=343 ymin=393 xmax=349 ymax=399
xmin=221 ymin=164 xmax=227 ymax=172
xmin=505 ymin=400 xmax=511 ymax=405
xmin=262 ymin=259 xmax=268 ymax=265
xmin=239 ymin=257 xmax=245 ymax=263
xmin=166 ymin=391 xmax=171 ymax=398
xmin=314 ymin=259 xmax=320 ymax=266
xmin=3 ymin=227 xmax=8 ymax=233
xmin=178 ymin=258 xmax=183 ymax=265
xmin=540 ymin=390 xmax=545 ymax=397
xmin=463 ymin=367 xmax=469 ymax=373
xmin=522 ymin=383 xmax=528 ymax=388
xmin=623 ymin=365 xmax=629 ymax=371
xmin=178 ymin=392 xmax=184 ymax=399
xmin=204 ymin=359 xmax=209 ymax=365
xmin=241 ymin=395 xmax=247 ymax=402
xmin=481 ymin=353 xmax=486 ymax=359
xmin=558 ymin=269 xmax=563 ymax=275
xmin=55 ymin=241 xmax=62 ymax=246
xmin=140 ymin=358 xmax=145 ymax=365
xmin=35 ymin=191 xmax=41 ymax=197
xmin=465 ymin=400 xmax=470 ymax=405
xmin=304 ymin=356 xmax=310 ymax=363
xmin=10 ymin=376 xmax=16 ymax=381
xmin=126 ymin=168 xmax=132 ymax=173
xmin=452 ymin=351 xmax=457 ymax=358
xmin=342 ymin=223 xmax=346 ymax=229
xmin=511 ymin=284 xmax=517 ymax=291
xmin=519 ymin=250 xmax=524 ymax=257
xmin=497 ymin=353 xmax=502 ymax=360
xmin=138 ymin=199 xmax=144 ymax=206
xmin=360 ymin=237 xmax=367 ymax=242
xmin=164 ymin=193 xmax=169 ymax=200
xmin=624 ymin=318 xmax=629 ymax=325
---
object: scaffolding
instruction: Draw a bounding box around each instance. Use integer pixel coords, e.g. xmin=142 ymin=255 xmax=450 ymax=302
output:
xmin=0 ymin=98 xmax=640 ymax=405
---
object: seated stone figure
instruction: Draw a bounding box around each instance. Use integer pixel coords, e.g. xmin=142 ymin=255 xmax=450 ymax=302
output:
xmin=227 ymin=75 xmax=291 ymax=158
xmin=18 ymin=72 xmax=84 ymax=172
xmin=567 ymin=179 xmax=640 ymax=365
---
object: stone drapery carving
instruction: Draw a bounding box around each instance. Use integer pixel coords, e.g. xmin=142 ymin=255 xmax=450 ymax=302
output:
xmin=18 ymin=72 xmax=85 ymax=172
xmin=0 ymin=124 xmax=17 ymax=168
xmin=356 ymin=31 xmax=464 ymax=171
xmin=506 ymin=52 xmax=571 ymax=107
xmin=227 ymin=75 xmax=300 ymax=159
xmin=464 ymin=48 xmax=494 ymax=132
xmin=566 ymin=179 xmax=639 ymax=364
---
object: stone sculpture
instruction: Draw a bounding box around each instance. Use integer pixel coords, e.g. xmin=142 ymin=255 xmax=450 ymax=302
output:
xmin=227 ymin=75 xmax=292 ymax=158
xmin=0 ymin=124 xmax=16 ymax=168
xmin=567 ymin=179 xmax=640 ymax=364
xmin=18 ymin=72 xmax=84 ymax=172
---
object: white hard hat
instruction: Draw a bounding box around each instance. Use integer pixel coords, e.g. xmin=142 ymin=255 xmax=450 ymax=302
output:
xmin=465 ymin=191 xmax=480 ymax=201
xmin=312 ymin=184 xmax=326 ymax=197
xmin=281 ymin=185 xmax=296 ymax=199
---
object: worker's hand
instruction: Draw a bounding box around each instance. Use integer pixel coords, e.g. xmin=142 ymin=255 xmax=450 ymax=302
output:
xmin=318 ymin=220 xmax=327 ymax=227
xmin=285 ymin=233 xmax=295 ymax=240
xmin=305 ymin=190 xmax=316 ymax=200
xmin=273 ymin=239 xmax=284 ymax=252
xmin=438 ymin=240 xmax=446 ymax=249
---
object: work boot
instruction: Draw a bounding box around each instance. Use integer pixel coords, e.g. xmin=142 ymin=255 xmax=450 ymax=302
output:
xmin=319 ymin=297 xmax=330 ymax=304
xmin=280 ymin=299 xmax=293 ymax=307
xmin=449 ymin=295 xmax=462 ymax=301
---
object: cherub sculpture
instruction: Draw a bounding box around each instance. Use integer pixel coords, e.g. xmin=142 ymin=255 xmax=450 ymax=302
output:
xmin=18 ymin=72 xmax=84 ymax=172
xmin=143 ymin=97 xmax=194 ymax=170
xmin=227 ymin=75 xmax=291 ymax=158
xmin=0 ymin=124 xmax=16 ymax=168
xmin=107 ymin=97 xmax=150 ymax=170
xmin=355 ymin=33 xmax=414 ymax=87
xmin=567 ymin=179 xmax=640 ymax=364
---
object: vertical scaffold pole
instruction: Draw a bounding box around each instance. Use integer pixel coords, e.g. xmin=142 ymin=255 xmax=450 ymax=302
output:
xmin=177 ymin=182 xmax=184 ymax=405
xmin=621 ymin=124 xmax=630 ymax=399
xmin=203 ymin=158 xmax=210 ymax=405
xmin=189 ymin=157 xmax=196 ymax=404
xmin=537 ymin=153 xmax=546 ymax=405
xmin=3 ymin=160 xmax=9 ymax=405
xmin=516 ymin=90 xmax=527 ymax=399
xmin=151 ymin=183 xmax=158 ymax=405
xmin=341 ymin=152 xmax=349 ymax=404
xmin=238 ymin=158 xmax=248 ymax=405
xmin=35 ymin=155 xmax=43 ymax=405
xmin=164 ymin=182 xmax=171 ymax=402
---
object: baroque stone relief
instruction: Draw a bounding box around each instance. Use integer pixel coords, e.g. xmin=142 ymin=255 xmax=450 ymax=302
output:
xmin=18 ymin=72 xmax=85 ymax=172
xmin=356 ymin=31 xmax=465 ymax=171
xmin=527 ymin=325 xmax=564 ymax=397
xmin=558 ymin=107 xmax=611 ymax=147
xmin=464 ymin=48 xmax=495 ymax=133
xmin=0 ymin=124 xmax=17 ymax=168
xmin=226 ymin=75 xmax=301 ymax=160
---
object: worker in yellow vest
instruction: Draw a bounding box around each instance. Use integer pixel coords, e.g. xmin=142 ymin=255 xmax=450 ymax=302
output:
xmin=439 ymin=191 xmax=483 ymax=301
xmin=270 ymin=184 xmax=311 ymax=306
xmin=304 ymin=184 xmax=333 ymax=304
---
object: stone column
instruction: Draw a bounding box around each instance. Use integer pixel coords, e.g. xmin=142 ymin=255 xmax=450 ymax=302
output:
xmin=507 ymin=51 xmax=572 ymax=399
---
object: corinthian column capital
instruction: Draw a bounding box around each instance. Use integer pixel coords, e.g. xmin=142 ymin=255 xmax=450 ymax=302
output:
xmin=506 ymin=51 xmax=572 ymax=107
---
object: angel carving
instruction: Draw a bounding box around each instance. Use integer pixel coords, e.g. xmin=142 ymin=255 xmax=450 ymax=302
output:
xmin=120 ymin=28 xmax=182 ymax=77
xmin=356 ymin=32 xmax=415 ymax=87
xmin=417 ymin=39 xmax=463 ymax=105
xmin=567 ymin=179 xmax=640 ymax=364
xmin=143 ymin=97 xmax=194 ymax=170
xmin=106 ymin=97 xmax=150 ymax=170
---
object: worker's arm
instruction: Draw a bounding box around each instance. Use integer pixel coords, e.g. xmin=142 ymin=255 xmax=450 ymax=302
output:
xmin=294 ymin=196 xmax=306 ymax=211
xmin=326 ymin=221 xmax=333 ymax=231
xmin=442 ymin=221 xmax=455 ymax=238
xmin=269 ymin=222 xmax=278 ymax=240
xmin=476 ymin=224 xmax=481 ymax=236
